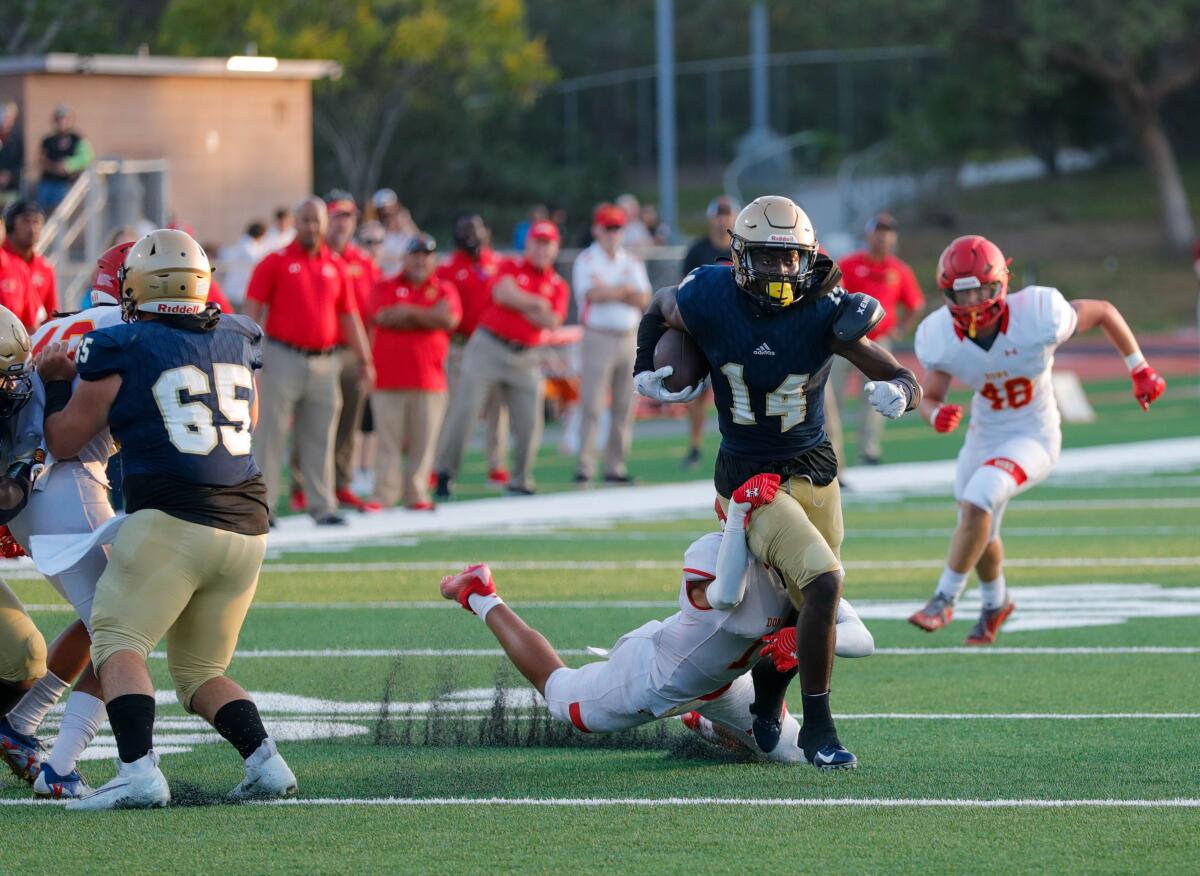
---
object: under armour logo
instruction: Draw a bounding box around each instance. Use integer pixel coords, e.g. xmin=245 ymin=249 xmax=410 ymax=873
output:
xmin=752 ymin=342 xmax=775 ymax=356
xmin=745 ymin=487 xmax=760 ymax=497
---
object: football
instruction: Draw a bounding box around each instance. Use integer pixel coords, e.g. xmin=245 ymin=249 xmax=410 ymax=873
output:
xmin=654 ymin=328 xmax=709 ymax=393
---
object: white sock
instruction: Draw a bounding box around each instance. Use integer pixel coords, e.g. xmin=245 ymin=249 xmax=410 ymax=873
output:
xmin=46 ymin=691 xmax=106 ymax=776
xmin=979 ymin=575 xmax=1007 ymax=610
xmin=468 ymin=593 xmax=504 ymax=621
xmin=935 ymin=567 xmax=969 ymax=604
xmin=6 ymin=670 xmax=69 ymax=736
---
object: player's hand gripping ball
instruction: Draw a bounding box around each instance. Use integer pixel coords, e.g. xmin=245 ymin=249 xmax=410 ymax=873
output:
xmin=1130 ymin=363 xmax=1165 ymax=412
xmin=931 ymin=403 xmax=963 ymax=433
xmin=652 ymin=329 xmax=710 ymax=394
xmin=759 ymin=626 xmax=798 ymax=673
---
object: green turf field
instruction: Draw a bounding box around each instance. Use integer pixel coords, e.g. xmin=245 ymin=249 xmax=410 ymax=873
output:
xmin=3 ymin=377 xmax=1198 ymax=873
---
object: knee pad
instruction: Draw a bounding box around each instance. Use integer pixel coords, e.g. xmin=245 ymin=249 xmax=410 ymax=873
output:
xmin=960 ymin=464 xmax=1019 ymax=520
xmin=90 ymin=629 xmax=154 ymax=675
xmin=0 ymin=611 xmax=47 ymax=685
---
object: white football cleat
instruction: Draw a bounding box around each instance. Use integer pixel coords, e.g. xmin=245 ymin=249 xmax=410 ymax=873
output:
xmin=228 ymin=738 xmax=298 ymax=801
xmin=65 ymin=751 xmax=169 ymax=811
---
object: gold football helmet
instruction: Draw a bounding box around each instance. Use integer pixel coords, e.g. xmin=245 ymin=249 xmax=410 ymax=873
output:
xmin=729 ymin=196 xmax=819 ymax=311
xmin=119 ymin=228 xmax=212 ymax=322
xmin=0 ymin=305 xmax=32 ymax=418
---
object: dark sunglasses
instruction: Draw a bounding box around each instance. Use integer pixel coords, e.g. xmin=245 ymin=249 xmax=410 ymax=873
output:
xmin=361 ymin=237 xmax=385 ymax=246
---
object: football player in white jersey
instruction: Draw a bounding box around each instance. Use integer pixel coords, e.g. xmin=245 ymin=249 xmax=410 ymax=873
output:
xmin=439 ymin=474 xmax=874 ymax=767
xmin=908 ymin=235 xmax=1166 ymax=644
xmin=0 ymin=242 xmax=129 ymax=798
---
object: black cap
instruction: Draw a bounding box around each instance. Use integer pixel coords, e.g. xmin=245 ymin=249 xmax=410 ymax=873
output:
xmin=405 ymin=233 xmax=437 ymax=254
xmin=3 ymin=199 xmax=44 ymax=232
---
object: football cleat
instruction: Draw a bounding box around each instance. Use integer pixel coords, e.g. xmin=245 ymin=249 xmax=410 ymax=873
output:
xmin=228 ymin=739 xmax=298 ymax=802
xmin=908 ymin=593 xmax=955 ymax=632
xmin=964 ymin=600 xmax=1016 ymax=646
xmin=804 ymin=742 xmax=858 ymax=770
xmin=288 ymin=488 xmax=307 ymax=513
xmin=336 ymin=487 xmax=382 ymax=513
xmin=0 ymin=716 xmax=44 ymax=784
xmin=750 ymin=708 xmax=783 ymax=754
xmin=440 ymin=563 xmax=497 ymax=612
xmin=434 ymin=472 xmax=453 ymax=500
xmin=680 ymin=711 xmax=750 ymax=754
xmin=487 ymin=468 xmax=510 ymax=486
xmin=65 ymin=751 xmax=170 ymax=811
xmin=34 ymin=762 xmax=92 ymax=800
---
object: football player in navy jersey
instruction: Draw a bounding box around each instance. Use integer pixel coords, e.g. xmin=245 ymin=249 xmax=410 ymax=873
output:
xmin=36 ymin=228 xmax=297 ymax=810
xmin=634 ymin=196 xmax=923 ymax=768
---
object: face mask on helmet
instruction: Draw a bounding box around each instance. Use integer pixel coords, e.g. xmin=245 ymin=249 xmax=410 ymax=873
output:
xmin=0 ymin=372 xmax=33 ymax=419
xmin=730 ymin=236 xmax=818 ymax=312
xmin=944 ymin=278 xmax=1007 ymax=338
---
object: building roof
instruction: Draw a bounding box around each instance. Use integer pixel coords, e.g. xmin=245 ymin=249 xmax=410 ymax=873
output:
xmin=0 ymin=53 xmax=340 ymax=81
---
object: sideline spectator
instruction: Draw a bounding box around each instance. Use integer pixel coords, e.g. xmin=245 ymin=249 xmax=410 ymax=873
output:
xmin=217 ymin=220 xmax=269 ymax=306
xmin=243 ymin=196 xmax=375 ymax=525
xmin=2 ymin=201 xmax=54 ymax=326
xmin=36 ymin=105 xmax=93 ymax=215
xmin=678 ymin=195 xmax=737 ymax=469
xmin=827 ymin=213 xmax=925 ymax=467
xmin=368 ymin=234 xmax=460 ymax=510
xmin=616 ymin=193 xmax=653 ymax=247
xmin=0 ymin=102 xmax=22 ymax=208
xmin=261 ymin=206 xmax=295 ymax=252
xmin=325 ymin=190 xmax=380 ymax=511
xmin=571 ymin=203 xmax=651 ymax=484
xmin=0 ymin=219 xmax=35 ymax=326
xmin=435 ymin=221 xmax=569 ymax=498
xmin=434 ymin=213 xmax=509 ymax=487
xmin=373 ymin=188 xmax=419 ymax=278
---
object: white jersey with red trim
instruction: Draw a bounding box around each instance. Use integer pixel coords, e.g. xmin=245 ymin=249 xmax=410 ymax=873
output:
xmin=19 ymin=304 xmax=125 ymax=488
xmin=915 ymin=285 xmax=1077 ymax=442
xmin=640 ymin=531 xmax=791 ymax=712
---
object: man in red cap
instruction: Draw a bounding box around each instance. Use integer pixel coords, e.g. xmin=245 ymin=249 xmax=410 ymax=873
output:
xmin=827 ymin=213 xmax=925 ymax=467
xmin=435 ymin=221 xmax=569 ymax=497
xmin=570 ymin=203 xmax=651 ymax=484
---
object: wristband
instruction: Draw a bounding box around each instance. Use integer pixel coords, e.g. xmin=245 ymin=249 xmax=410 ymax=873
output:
xmin=928 ymin=404 xmax=942 ymax=426
xmin=44 ymin=380 xmax=73 ymax=417
xmin=1124 ymin=351 xmax=1146 ymax=372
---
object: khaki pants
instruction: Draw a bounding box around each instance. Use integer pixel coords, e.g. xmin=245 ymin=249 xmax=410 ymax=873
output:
xmin=371 ymin=390 xmax=447 ymax=507
xmin=575 ymin=327 xmax=637 ymax=479
xmin=89 ymin=510 xmax=267 ymax=711
xmin=0 ymin=580 xmax=46 ymax=685
xmin=436 ymin=338 xmax=508 ymax=474
xmin=255 ymin=340 xmax=342 ymax=517
xmin=719 ymin=477 xmax=843 ymax=607
xmin=334 ymin=348 xmax=368 ymax=490
xmin=438 ymin=330 xmax=544 ymax=491
xmin=827 ymin=336 xmax=892 ymax=466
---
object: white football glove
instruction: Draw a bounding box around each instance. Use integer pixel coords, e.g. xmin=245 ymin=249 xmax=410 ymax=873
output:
xmin=634 ymin=366 xmax=709 ymax=403
xmin=863 ymin=380 xmax=908 ymax=419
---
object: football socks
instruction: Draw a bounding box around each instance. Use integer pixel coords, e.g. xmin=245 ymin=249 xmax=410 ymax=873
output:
xmin=935 ymin=566 xmax=969 ymax=604
xmin=468 ymin=592 xmax=504 ymax=621
xmin=6 ymin=670 xmax=69 ymax=736
xmin=800 ymin=690 xmax=835 ymax=735
xmin=47 ymin=691 xmax=106 ymax=776
xmin=214 ymin=699 xmax=270 ymax=761
xmin=107 ymin=693 xmax=156 ymax=764
xmin=980 ymin=574 xmax=1008 ymax=610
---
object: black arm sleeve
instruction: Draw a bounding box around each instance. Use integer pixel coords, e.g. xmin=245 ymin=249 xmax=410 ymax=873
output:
xmin=633 ymin=290 xmax=672 ymax=376
xmin=891 ymin=367 xmax=922 ymax=412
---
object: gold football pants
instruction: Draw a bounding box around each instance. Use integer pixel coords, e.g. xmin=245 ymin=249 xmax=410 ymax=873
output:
xmin=0 ymin=579 xmax=47 ymax=685
xmin=89 ymin=510 xmax=267 ymax=711
xmin=720 ymin=476 xmax=843 ymax=608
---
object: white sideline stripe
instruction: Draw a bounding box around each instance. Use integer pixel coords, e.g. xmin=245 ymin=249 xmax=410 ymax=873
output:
xmin=129 ymin=645 xmax=1200 ymax=659
xmin=12 ymin=555 xmax=1200 ymax=588
xmin=6 ymin=796 xmax=1200 ymax=809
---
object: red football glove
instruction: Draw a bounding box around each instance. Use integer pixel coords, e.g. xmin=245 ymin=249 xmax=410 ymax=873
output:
xmin=932 ymin=404 xmax=963 ymax=433
xmin=1131 ymin=363 xmax=1166 ymax=412
xmin=732 ymin=473 xmax=781 ymax=509
xmin=0 ymin=525 xmax=25 ymax=559
xmin=759 ymin=627 xmax=798 ymax=673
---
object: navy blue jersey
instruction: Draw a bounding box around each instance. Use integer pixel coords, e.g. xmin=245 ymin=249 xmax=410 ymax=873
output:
xmin=76 ymin=314 xmax=263 ymax=485
xmin=677 ymin=265 xmax=840 ymax=460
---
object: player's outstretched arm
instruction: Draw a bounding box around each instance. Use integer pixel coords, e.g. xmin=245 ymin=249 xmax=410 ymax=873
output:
xmin=1071 ymin=300 xmax=1166 ymax=411
xmin=832 ymin=336 xmax=923 ymax=419
xmin=708 ymin=474 xmax=781 ymax=611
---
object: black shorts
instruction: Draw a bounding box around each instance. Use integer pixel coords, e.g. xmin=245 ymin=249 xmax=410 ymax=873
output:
xmin=714 ymin=440 xmax=839 ymax=498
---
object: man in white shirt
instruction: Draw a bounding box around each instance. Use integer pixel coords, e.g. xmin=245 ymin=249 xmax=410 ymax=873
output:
xmin=571 ymin=203 xmax=653 ymax=484
xmin=260 ymin=206 xmax=295 ymax=253
xmin=217 ymin=221 xmax=269 ymax=307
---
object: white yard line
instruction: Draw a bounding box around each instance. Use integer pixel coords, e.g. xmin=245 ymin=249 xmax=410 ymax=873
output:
xmin=7 ymin=796 xmax=1200 ymax=809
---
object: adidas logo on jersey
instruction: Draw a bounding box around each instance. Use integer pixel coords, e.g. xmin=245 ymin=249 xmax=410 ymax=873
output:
xmin=752 ymin=343 xmax=775 ymax=356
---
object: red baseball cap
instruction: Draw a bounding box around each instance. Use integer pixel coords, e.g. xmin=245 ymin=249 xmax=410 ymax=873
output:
xmin=592 ymin=203 xmax=626 ymax=228
xmin=528 ymin=220 xmax=560 ymax=242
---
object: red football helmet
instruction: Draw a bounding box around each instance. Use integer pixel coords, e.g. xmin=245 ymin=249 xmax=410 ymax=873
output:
xmin=936 ymin=235 xmax=1011 ymax=338
xmin=90 ymin=241 xmax=134 ymax=306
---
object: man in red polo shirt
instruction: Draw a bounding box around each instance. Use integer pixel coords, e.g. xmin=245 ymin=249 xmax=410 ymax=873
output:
xmin=828 ymin=213 xmax=925 ymax=467
xmin=433 ymin=213 xmax=509 ymax=486
xmin=368 ymin=234 xmax=461 ymax=510
xmin=244 ymin=196 xmax=375 ymax=525
xmin=435 ymin=220 xmax=569 ymax=497
xmin=0 ymin=219 xmax=36 ymax=329
xmin=3 ymin=201 xmax=55 ymax=327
